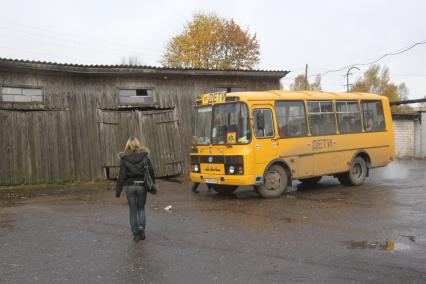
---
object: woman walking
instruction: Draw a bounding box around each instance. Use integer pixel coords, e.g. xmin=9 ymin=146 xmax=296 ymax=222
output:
xmin=115 ymin=137 xmax=155 ymax=242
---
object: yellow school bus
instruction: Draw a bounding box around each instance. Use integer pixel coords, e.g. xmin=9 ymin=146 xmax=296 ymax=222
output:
xmin=190 ymin=90 xmax=395 ymax=198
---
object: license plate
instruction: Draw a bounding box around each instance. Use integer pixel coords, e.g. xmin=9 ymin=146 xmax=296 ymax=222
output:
xmin=205 ymin=178 xmax=218 ymax=184
xmin=200 ymin=163 xmax=225 ymax=174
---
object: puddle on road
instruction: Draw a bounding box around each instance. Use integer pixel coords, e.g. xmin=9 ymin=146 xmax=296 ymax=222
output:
xmin=347 ymin=240 xmax=410 ymax=251
xmin=0 ymin=219 xmax=14 ymax=229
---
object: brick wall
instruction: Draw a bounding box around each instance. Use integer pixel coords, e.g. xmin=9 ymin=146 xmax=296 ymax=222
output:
xmin=392 ymin=119 xmax=415 ymax=157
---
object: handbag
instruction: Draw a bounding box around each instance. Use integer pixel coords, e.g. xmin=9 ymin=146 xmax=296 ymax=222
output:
xmin=143 ymin=157 xmax=157 ymax=194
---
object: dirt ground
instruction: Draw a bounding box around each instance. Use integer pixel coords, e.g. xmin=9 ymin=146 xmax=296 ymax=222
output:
xmin=0 ymin=160 xmax=425 ymax=284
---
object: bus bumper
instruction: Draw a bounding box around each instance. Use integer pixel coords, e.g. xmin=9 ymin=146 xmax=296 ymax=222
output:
xmin=190 ymin=173 xmax=257 ymax=186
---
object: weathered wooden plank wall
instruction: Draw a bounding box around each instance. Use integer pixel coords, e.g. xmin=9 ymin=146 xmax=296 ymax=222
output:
xmin=98 ymin=109 xmax=183 ymax=177
xmin=0 ymin=70 xmax=280 ymax=185
xmin=0 ymin=110 xmax=72 ymax=184
xmin=0 ymin=110 xmax=11 ymax=184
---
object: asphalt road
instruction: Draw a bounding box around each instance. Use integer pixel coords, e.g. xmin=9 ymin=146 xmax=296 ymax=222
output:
xmin=0 ymin=160 xmax=425 ymax=284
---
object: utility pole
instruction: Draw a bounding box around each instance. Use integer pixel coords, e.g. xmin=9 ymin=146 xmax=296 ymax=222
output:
xmin=345 ymin=66 xmax=360 ymax=92
xmin=305 ymin=64 xmax=308 ymax=90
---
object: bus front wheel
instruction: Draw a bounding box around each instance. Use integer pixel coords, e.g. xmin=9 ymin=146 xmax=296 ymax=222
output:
xmin=211 ymin=185 xmax=238 ymax=195
xmin=256 ymin=164 xmax=288 ymax=198
xmin=337 ymin=156 xmax=367 ymax=186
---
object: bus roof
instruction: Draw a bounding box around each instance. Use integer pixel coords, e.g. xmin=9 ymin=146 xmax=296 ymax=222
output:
xmin=228 ymin=90 xmax=387 ymax=102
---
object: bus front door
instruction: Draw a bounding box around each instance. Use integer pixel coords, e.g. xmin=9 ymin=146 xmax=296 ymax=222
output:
xmin=252 ymin=107 xmax=278 ymax=164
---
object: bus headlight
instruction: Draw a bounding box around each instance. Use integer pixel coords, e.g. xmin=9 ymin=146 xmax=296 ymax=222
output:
xmin=229 ymin=166 xmax=235 ymax=174
xmin=225 ymin=164 xmax=243 ymax=175
xmin=193 ymin=164 xmax=199 ymax=173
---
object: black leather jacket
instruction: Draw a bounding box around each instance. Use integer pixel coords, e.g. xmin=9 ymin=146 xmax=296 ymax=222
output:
xmin=116 ymin=148 xmax=155 ymax=194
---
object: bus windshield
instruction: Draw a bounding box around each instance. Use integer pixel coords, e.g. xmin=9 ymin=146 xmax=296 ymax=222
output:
xmin=193 ymin=106 xmax=212 ymax=145
xmin=212 ymin=103 xmax=251 ymax=145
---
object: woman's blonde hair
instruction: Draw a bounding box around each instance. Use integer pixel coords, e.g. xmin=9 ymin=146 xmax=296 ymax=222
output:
xmin=124 ymin=137 xmax=142 ymax=151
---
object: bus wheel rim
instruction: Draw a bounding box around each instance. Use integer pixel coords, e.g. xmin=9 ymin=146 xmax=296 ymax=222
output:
xmin=265 ymin=171 xmax=281 ymax=190
xmin=352 ymin=163 xmax=363 ymax=180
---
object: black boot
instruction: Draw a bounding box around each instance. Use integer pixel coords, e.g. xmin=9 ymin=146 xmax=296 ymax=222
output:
xmin=139 ymin=226 xmax=146 ymax=240
xmin=191 ymin=182 xmax=200 ymax=193
xmin=133 ymin=234 xmax=141 ymax=242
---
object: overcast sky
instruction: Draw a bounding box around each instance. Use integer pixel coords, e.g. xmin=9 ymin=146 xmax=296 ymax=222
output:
xmin=1 ymin=0 xmax=425 ymax=98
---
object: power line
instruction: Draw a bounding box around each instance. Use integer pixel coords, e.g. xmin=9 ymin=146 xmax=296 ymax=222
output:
xmin=0 ymin=20 xmax=163 ymax=58
xmin=283 ymin=40 xmax=426 ymax=82
xmin=391 ymin=73 xmax=426 ymax=77
xmin=319 ymin=39 xmax=426 ymax=77
xmin=0 ymin=44 xmax=102 ymax=64
xmin=0 ymin=26 xmax=162 ymax=58
xmin=0 ymin=19 xmax=162 ymax=53
xmin=0 ymin=30 xmax=160 ymax=59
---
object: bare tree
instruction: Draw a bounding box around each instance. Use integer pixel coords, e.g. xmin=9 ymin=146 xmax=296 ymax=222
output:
xmin=121 ymin=55 xmax=143 ymax=66
xmin=397 ymin=83 xmax=409 ymax=101
xmin=310 ymin=74 xmax=322 ymax=91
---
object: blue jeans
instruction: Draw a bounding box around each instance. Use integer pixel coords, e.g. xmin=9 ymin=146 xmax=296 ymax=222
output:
xmin=125 ymin=185 xmax=147 ymax=236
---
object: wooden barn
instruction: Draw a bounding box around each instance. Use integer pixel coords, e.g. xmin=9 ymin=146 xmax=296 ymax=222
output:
xmin=0 ymin=58 xmax=288 ymax=185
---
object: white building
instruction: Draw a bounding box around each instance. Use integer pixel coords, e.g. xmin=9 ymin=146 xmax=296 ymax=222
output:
xmin=392 ymin=111 xmax=426 ymax=158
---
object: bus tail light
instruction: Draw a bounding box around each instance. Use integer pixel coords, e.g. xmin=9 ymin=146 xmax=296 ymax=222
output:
xmin=226 ymin=164 xmax=243 ymax=175
xmin=225 ymin=156 xmax=244 ymax=175
xmin=237 ymin=165 xmax=244 ymax=175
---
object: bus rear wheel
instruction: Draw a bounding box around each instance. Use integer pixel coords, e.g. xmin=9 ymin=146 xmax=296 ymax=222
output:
xmin=211 ymin=185 xmax=238 ymax=195
xmin=337 ymin=156 xmax=367 ymax=186
xmin=255 ymin=164 xmax=288 ymax=198
xmin=298 ymin=176 xmax=322 ymax=186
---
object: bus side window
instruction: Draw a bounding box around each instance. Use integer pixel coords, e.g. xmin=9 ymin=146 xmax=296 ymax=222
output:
xmin=307 ymin=101 xmax=337 ymax=136
xmin=275 ymin=101 xmax=308 ymax=138
xmin=362 ymin=101 xmax=386 ymax=132
xmin=336 ymin=101 xmax=362 ymax=133
xmin=253 ymin=109 xmax=274 ymax=138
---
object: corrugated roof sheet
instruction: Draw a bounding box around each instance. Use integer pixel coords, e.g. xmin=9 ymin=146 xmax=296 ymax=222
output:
xmin=0 ymin=57 xmax=289 ymax=77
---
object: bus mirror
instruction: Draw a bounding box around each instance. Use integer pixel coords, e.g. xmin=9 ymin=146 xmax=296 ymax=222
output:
xmin=256 ymin=113 xmax=265 ymax=130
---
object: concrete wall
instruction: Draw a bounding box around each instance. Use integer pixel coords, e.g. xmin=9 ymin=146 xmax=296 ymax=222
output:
xmin=420 ymin=112 xmax=426 ymax=158
xmin=415 ymin=119 xmax=422 ymax=158
xmin=392 ymin=112 xmax=425 ymax=158
xmin=393 ymin=119 xmax=415 ymax=158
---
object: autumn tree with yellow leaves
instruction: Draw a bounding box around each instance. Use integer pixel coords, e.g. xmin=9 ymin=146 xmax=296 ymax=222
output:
xmin=162 ymin=13 xmax=260 ymax=70
xmin=351 ymin=65 xmax=408 ymax=102
xmin=290 ymin=74 xmax=322 ymax=91
xmin=351 ymin=65 xmax=410 ymax=112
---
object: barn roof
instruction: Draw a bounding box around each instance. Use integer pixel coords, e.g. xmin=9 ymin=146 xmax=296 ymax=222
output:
xmin=0 ymin=57 xmax=289 ymax=78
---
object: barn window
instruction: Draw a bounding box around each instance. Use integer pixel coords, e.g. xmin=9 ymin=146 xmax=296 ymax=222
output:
xmin=119 ymin=88 xmax=154 ymax=105
xmin=1 ymin=86 xmax=43 ymax=103
xmin=215 ymin=87 xmax=246 ymax=93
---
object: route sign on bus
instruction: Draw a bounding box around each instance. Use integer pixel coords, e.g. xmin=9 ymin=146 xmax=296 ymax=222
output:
xmin=201 ymin=91 xmax=226 ymax=105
